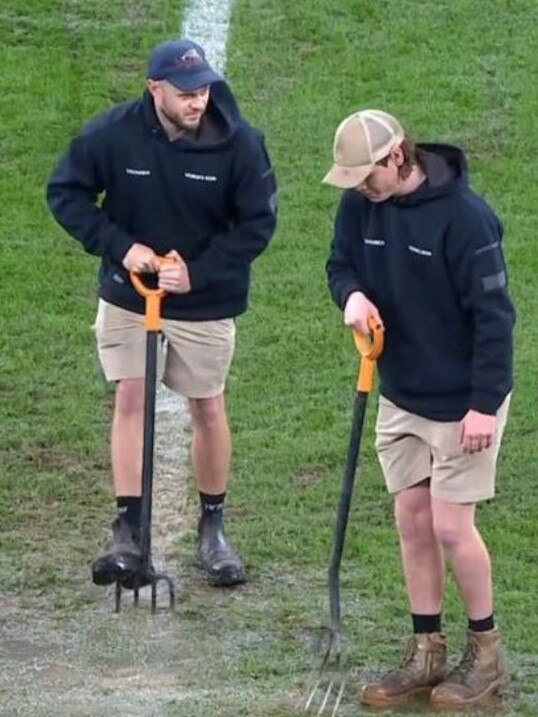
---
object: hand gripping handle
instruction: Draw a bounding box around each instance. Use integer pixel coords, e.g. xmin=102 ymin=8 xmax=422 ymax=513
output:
xmin=129 ymin=257 xmax=177 ymax=331
xmin=353 ymin=317 xmax=384 ymax=393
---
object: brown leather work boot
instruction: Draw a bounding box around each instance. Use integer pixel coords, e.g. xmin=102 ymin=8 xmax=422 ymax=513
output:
xmin=360 ymin=632 xmax=447 ymax=707
xmin=430 ymin=628 xmax=510 ymax=709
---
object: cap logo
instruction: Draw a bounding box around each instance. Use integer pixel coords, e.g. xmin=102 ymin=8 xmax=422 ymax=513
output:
xmin=174 ymin=48 xmax=204 ymax=69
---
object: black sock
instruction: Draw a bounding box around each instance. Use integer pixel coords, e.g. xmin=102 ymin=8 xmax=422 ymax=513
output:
xmin=116 ymin=496 xmax=142 ymax=531
xmin=468 ymin=615 xmax=495 ymax=632
xmin=200 ymin=491 xmax=226 ymax=516
xmin=412 ymin=613 xmax=442 ymax=634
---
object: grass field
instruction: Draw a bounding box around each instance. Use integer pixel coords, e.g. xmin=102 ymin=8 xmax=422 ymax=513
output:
xmin=0 ymin=0 xmax=537 ymax=715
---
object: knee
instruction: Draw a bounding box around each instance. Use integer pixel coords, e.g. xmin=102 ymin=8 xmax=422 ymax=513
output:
xmin=395 ymin=496 xmax=433 ymax=545
xmin=115 ymin=379 xmax=145 ymax=415
xmin=432 ymin=517 xmax=464 ymax=550
xmin=189 ymin=395 xmax=225 ymax=429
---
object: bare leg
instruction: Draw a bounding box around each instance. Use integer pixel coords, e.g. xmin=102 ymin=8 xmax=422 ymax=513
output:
xmin=111 ymin=378 xmax=145 ymax=496
xmin=432 ymin=498 xmax=492 ymax=619
xmin=188 ymin=393 xmax=231 ymax=494
xmin=395 ymin=480 xmax=445 ymax=614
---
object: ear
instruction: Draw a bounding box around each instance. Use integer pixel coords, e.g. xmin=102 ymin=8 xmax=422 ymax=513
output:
xmin=147 ymin=79 xmax=160 ymax=98
xmin=391 ymin=144 xmax=405 ymax=167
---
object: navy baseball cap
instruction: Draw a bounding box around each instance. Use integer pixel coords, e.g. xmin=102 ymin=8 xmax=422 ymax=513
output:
xmin=147 ymin=38 xmax=222 ymax=91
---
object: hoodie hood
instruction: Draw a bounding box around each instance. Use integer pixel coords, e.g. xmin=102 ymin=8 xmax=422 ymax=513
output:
xmin=394 ymin=143 xmax=469 ymax=206
xmin=142 ymin=80 xmax=242 ymax=149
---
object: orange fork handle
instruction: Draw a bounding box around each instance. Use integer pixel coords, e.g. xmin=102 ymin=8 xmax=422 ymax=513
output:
xmin=129 ymin=257 xmax=177 ymax=331
xmin=353 ymin=316 xmax=384 ymax=393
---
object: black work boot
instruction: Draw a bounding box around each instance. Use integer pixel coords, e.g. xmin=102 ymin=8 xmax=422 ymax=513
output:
xmin=92 ymin=515 xmax=142 ymax=586
xmin=119 ymin=524 xmax=155 ymax=590
xmin=196 ymin=511 xmax=247 ymax=587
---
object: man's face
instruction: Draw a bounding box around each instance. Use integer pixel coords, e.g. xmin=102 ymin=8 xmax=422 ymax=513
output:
xmin=355 ymin=147 xmax=404 ymax=202
xmin=148 ymin=80 xmax=210 ymax=131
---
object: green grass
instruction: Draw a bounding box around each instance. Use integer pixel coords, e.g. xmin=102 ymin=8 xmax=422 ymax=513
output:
xmin=0 ymin=0 xmax=537 ymax=715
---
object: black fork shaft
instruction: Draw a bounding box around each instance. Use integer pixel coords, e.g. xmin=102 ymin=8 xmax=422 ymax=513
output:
xmin=139 ymin=330 xmax=159 ymax=572
xmin=327 ymin=391 xmax=369 ymax=644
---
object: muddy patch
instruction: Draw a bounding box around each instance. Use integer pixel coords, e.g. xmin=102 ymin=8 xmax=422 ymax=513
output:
xmin=0 ymin=385 xmax=201 ymax=717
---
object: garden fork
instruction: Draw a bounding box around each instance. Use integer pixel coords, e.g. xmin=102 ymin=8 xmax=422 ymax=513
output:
xmin=304 ymin=317 xmax=384 ymax=715
xmin=113 ymin=258 xmax=177 ymax=613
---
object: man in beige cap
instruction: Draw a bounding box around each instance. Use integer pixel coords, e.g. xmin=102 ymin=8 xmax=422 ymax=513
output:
xmin=324 ymin=110 xmax=515 ymax=709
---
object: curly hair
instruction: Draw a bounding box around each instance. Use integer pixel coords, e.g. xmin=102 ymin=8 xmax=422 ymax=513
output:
xmin=375 ymin=136 xmax=419 ymax=180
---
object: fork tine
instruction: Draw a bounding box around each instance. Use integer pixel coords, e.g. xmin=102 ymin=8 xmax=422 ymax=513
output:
xmin=331 ymin=675 xmax=347 ymax=717
xmin=317 ymin=676 xmax=335 ymax=714
xmin=303 ymin=627 xmax=348 ymax=715
xmin=304 ymin=664 xmax=348 ymax=715
xmin=303 ymin=634 xmax=332 ymax=710
xmin=304 ymin=678 xmax=321 ymax=711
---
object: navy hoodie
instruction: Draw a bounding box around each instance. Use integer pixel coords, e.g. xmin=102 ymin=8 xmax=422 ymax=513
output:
xmin=47 ymin=83 xmax=277 ymax=320
xmin=327 ymin=144 xmax=515 ymax=421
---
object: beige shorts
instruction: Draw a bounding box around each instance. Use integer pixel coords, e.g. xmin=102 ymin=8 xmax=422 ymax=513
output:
xmin=94 ymin=300 xmax=235 ymax=399
xmin=375 ymin=394 xmax=511 ymax=503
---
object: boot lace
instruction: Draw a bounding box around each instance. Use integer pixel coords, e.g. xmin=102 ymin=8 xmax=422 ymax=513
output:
xmin=450 ymin=638 xmax=479 ymax=684
xmin=399 ymin=637 xmax=421 ymax=671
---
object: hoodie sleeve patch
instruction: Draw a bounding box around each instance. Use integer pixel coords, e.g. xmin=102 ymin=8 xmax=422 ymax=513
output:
xmin=482 ymin=270 xmax=506 ymax=292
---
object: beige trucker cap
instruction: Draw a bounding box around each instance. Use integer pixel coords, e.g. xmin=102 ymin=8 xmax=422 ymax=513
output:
xmin=323 ymin=109 xmax=405 ymax=189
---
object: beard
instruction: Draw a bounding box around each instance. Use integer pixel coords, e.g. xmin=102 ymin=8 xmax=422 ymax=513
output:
xmin=160 ymin=104 xmax=203 ymax=133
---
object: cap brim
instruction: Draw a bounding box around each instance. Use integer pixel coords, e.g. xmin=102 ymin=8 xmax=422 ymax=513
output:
xmin=166 ymin=69 xmax=223 ymax=91
xmin=322 ymin=163 xmax=373 ymax=189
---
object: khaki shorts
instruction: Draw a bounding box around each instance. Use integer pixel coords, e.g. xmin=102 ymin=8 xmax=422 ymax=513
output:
xmin=94 ymin=300 xmax=235 ymax=399
xmin=375 ymin=394 xmax=511 ymax=503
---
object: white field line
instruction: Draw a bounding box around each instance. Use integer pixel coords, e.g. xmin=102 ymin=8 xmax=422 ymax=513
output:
xmin=151 ymin=0 xmax=234 ymax=569
xmin=182 ymin=0 xmax=234 ymax=73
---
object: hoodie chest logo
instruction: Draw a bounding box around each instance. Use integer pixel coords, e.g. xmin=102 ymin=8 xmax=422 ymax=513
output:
xmin=408 ymin=244 xmax=433 ymax=257
xmin=184 ymin=171 xmax=218 ymax=182
xmin=126 ymin=168 xmax=151 ymax=176
xmin=364 ymin=237 xmax=385 ymax=247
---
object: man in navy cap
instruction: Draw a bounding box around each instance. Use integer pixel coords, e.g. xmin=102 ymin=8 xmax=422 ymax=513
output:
xmin=47 ymin=39 xmax=277 ymax=589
